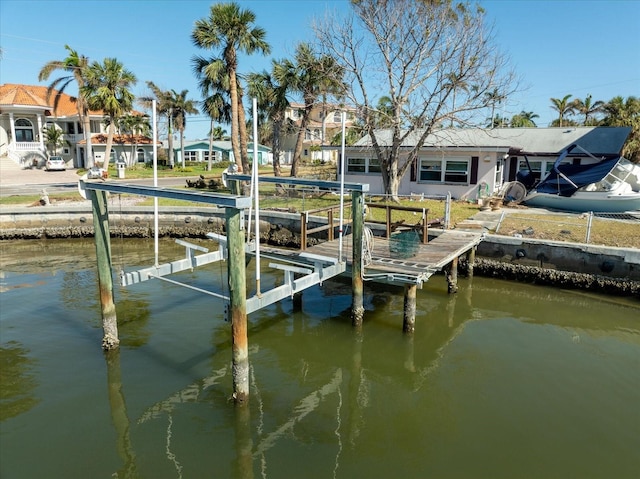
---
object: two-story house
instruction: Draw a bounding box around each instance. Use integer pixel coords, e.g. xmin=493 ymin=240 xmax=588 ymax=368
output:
xmin=0 ymin=83 xmax=157 ymax=169
xmin=281 ymin=102 xmax=358 ymax=164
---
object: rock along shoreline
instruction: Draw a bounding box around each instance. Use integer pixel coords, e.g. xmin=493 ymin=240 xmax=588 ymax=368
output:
xmin=2 ymin=214 xmax=638 ymax=299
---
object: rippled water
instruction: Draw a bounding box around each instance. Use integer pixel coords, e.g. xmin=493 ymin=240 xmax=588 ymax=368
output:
xmin=1 ymin=239 xmax=639 ymax=478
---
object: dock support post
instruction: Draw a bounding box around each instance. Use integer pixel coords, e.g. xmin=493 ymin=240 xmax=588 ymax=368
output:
xmin=466 ymin=246 xmax=476 ymax=277
xmin=90 ymin=190 xmax=119 ymax=350
xmin=445 ymin=256 xmax=459 ymax=294
xmin=226 ymin=206 xmax=249 ymax=405
xmin=351 ymin=191 xmax=365 ymax=328
xmin=403 ymin=284 xmax=417 ymax=334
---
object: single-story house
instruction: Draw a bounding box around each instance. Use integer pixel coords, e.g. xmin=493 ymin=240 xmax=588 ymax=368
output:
xmin=78 ymin=134 xmax=161 ymax=167
xmin=171 ymin=140 xmax=272 ymax=166
xmin=342 ymin=127 xmax=632 ymax=200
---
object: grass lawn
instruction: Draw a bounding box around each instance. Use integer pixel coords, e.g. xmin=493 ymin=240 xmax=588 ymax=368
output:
xmin=2 ymin=161 xmax=638 ymax=249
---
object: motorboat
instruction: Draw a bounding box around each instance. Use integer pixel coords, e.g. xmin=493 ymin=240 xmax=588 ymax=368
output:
xmin=521 ymin=145 xmax=640 ymax=213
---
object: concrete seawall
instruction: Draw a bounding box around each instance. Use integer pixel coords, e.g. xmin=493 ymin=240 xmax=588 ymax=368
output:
xmin=2 ymin=205 xmax=639 ymax=296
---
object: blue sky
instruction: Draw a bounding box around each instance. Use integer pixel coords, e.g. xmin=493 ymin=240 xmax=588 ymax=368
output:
xmin=1 ymin=0 xmax=638 ymax=139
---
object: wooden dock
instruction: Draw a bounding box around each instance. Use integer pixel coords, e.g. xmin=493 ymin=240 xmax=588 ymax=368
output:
xmin=263 ymin=229 xmax=484 ymax=287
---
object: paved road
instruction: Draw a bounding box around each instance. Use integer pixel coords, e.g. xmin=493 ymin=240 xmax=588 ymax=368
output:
xmin=0 ymin=162 xmax=195 ymax=196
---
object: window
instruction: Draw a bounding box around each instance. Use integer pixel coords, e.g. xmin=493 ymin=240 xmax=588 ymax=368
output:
xmin=67 ymin=122 xmax=75 ymax=134
xmin=15 ymin=118 xmax=34 ymax=142
xmin=419 ymin=157 xmax=469 ymax=184
xmin=204 ymin=151 xmax=220 ymax=162
xmin=518 ymin=159 xmax=555 ymax=182
xmin=346 ymin=157 xmax=380 ymax=174
xmin=333 ymin=111 xmax=342 ymax=122
xmin=137 ymin=148 xmax=145 ymax=163
xmin=184 ymin=151 xmax=198 ymax=161
xmin=347 ymin=158 xmax=366 ymax=173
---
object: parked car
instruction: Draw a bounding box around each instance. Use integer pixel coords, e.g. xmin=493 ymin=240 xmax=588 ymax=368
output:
xmin=45 ymin=156 xmax=66 ymax=171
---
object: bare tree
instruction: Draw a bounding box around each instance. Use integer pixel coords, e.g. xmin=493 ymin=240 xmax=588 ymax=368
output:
xmin=314 ymin=0 xmax=518 ymax=200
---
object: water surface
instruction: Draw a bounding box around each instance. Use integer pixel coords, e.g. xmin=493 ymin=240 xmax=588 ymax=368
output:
xmin=1 ymin=239 xmax=639 ymax=478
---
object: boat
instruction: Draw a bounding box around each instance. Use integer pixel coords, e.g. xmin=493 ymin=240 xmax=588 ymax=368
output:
xmin=520 ymin=144 xmax=640 ymax=213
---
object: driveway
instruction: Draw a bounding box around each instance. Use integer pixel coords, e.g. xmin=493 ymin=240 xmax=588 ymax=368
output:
xmin=0 ymin=156 xmax=83 ymax=196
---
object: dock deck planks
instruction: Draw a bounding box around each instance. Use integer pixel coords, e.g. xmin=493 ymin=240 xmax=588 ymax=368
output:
xmin=299 ymin=229 xmax=483 ymax=284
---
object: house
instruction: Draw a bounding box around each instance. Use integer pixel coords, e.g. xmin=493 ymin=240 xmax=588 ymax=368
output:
xmin=282 ymin=102 xmax=358 ymax=164
xmin=342 ymin=127 xmax=632 ymax=200
xmin=171 ymin=140 xmax=272 ymax=166
xmin=0 ymin=83 xmax=157 ymax=168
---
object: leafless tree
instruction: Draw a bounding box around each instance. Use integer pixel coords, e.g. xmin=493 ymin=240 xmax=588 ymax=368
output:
xmin=314 ymin=0 xmax=519 ymax=200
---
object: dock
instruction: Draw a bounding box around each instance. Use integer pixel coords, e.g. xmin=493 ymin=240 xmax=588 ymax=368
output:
xmin=303 ymin=229 xmax=483 ymax=285
xmin=81 ymin=174 xmax=484 ymax=405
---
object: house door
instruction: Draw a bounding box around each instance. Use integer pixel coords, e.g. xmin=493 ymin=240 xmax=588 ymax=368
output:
xmin=494 ymin=159 xmax=504 ymax=191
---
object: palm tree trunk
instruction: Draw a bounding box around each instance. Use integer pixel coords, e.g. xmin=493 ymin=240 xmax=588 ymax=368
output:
xmin=208 ymin=119 xmax=214 ymax=172
xmin=105 ymin=120 xmax=116 ymax=168
xmin=167 ymin=114 xmax=174 ymax=168
xmin=272 ymin=118 xmax=282 ymax=177
xmin=229 ymin=69 xmax=243 ymax=172
xmin=237 ymin=90 xmax=250 ymax=175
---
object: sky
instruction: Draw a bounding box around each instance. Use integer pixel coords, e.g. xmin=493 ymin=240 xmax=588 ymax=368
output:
xmin=1 ymin=0 xmax=638 ymax=140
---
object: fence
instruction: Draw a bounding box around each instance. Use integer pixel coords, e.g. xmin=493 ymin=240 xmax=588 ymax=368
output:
xmin=495 ymin=211 xmax=640 ymax=248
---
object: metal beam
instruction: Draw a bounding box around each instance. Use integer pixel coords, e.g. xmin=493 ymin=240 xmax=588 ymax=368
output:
xmin=226 ymin=174 xmax=369 ymax=192
xmin=81 ymin=180 xmax=252 ymax=209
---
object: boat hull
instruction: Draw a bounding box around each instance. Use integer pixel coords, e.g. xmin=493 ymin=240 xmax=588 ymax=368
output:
xmin=524 ymin=192 xmax=640 ymax=213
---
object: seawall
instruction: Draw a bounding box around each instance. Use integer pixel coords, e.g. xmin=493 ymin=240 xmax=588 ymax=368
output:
xmin=1 ymin=205 xmax=639 ymax=297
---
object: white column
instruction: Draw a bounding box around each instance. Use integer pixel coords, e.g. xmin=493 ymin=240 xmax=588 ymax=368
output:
xmin=37 ymin=114 xmax=44 ymax=151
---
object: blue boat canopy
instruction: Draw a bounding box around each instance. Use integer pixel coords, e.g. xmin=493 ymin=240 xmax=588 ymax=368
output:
xmin=535 ymin=156 xmax=620 ymax=197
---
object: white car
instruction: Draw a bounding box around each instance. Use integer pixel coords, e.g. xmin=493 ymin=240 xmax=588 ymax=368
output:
xmin=45 ymin=156 xmax=66 ymax=171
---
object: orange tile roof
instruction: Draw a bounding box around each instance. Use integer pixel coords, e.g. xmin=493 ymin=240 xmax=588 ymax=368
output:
xmin=78 ymin=134 xmax=160 ymax=145
xmin=0 ymin=83 xmax=103 ymax=117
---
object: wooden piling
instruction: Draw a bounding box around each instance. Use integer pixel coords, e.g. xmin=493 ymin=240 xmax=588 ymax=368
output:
xmin=351 ymin=191 xmax=365 ymax=328
xmin=445 ymin=256 xmax=459 ymax=294
xmin=90 ymin=190 xmax=119 ymax=350
xmin=466 ymin=246 xmax=476 ymax=277
xmin=226 ymin=206 xmax=249 ymax=405
xmin=403 ymin=284 xmax=417 ymax=334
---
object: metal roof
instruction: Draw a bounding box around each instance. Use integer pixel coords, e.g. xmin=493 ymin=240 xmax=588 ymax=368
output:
xmin=352 ymin=127 xmax=631 ymax=156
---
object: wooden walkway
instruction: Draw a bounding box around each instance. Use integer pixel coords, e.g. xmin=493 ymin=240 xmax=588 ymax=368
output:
xmin=264 ymin=230 xmax=484 ymax=286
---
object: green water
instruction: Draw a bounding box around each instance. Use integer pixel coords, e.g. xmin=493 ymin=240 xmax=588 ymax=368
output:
xmin=1 ymin=239 xmax=639 ymax=478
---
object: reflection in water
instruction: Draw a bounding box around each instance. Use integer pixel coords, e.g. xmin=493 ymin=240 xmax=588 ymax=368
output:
xmin=1 ymin=239 xmax=638 ymax=478
xmin=105 ymin=349 xmax=137 ymax=478
xmin=0 ymin=341 xmax=39 ymax=421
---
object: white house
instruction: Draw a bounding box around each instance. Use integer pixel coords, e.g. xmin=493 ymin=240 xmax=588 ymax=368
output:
xmin=342 ymin=127 xmax=632 ymax=200
xmin=0 ymin=83 xmax=157 ymax=168
xmin=282 ymin=102 xmax=358 ymax=164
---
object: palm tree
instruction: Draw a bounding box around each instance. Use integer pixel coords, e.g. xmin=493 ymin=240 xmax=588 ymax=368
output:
xmin=210 ymin=125 xmax=228 ymax=140
xmin=81 ymin=58 xmax=137 ymax=167
xmin=484 ymin=88 xmax=506 ymax=128
xmin=191 ymin=1 xmax=270 ymax=174
xmin=247 ymin=60 xmax=293 ymax=177
xmin=280 ymin=42 xmax=345 ymax=177
xmin=602 ymin=96 xmax=640 ymax=161
xmin=486 ymin=113 xmax=509 ymax=128
xmin=138 ymin=81 xmax=176 ymax=167
xmin=169 ymin=89 xmax=199 ymax=168
xmin=510 ymin=110 xmax=539 ymax=128
xmin=43 ymin=124 xmax=67 ymax=155
xmin=192 ymin=55 xmax=232 ymax=171
xmin=374 ymin=95 xmax=395 ymax=128
xmin=574 ymin=94 xmax=604 ymax=126
xmin=38 ymin=45 xmax=94 ymax=167
xmin=116 ymin=113 xmax=151 ymax=166
xmin=550 ymin=94 xmax=577 ymax=128
xmin=444 ymin=73 xmax=469 ymax=127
